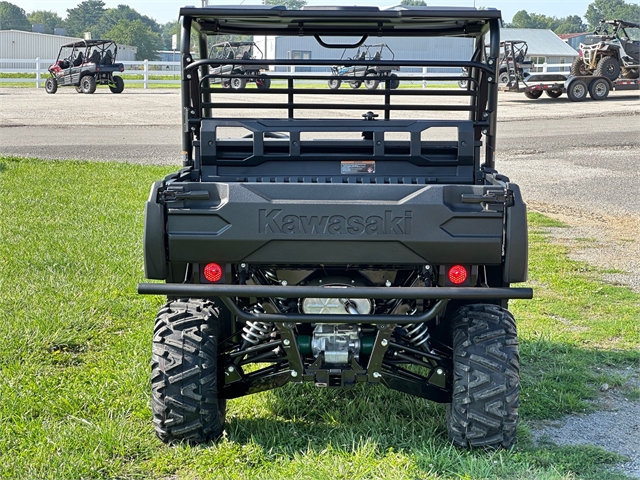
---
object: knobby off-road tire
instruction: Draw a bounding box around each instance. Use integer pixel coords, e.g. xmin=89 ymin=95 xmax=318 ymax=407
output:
xmin=570 ymin=57 xmax=590 ymax=77
xmin=256 ymin=73 xmax=271 ymax=90
xmin=151 ymin=299 xmax=226 ymax=443
xmin=230 ymin=77 xmax=247 ymax=90
xmin=328 ymin=78 xmax=341 ymax=90
xmin=594 ymin=56 xmax=620 ymax=81
xmin=81 ymin=75 xmax=96 ymax=94
xmin=388 ymin=73 xmax=400 ymax=90
xmin=109 ymin=76 xmax=124 ymax=94
xmin=446 ymin=304 xmax=520 ymax=449
xmin=45 ymin=77 xmax=57 ymax=94
xmin=364 ymin=72 xmax=380 ymax=90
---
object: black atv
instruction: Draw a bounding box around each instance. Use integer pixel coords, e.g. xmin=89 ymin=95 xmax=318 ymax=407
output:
xmin=45 ymin=39 xmax=125 ymax=94
xmin=571 ymin=19 xmax=640 ymax=80
xmin=329 ymin=43 xmax=400 ymax=90
xmin=208 ymin=41 xmax=271 ymax=90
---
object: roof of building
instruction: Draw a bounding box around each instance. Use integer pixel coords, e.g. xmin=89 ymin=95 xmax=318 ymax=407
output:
xmin=501 ymin=28 xmax=578 ymax=57
xmin=557 ymin=32 xmax=588 ymax=40
xmin=0 ymin=29 xmax=82 ymax=42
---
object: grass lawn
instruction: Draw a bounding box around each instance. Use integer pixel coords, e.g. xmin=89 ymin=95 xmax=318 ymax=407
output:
xmin=0 ymin=157 xmax=638 ymax=479
xmin=0 ymin=73 xmax=457 ymax=90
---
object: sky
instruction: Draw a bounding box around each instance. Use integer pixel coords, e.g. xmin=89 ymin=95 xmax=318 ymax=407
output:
xmin=13 ymin=0 xmax=640 ymax=25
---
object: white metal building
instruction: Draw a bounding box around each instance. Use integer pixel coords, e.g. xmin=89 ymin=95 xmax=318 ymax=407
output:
xmin=254 ymin=35 xmax=473 ymax=76
xmin=0 ymin=30 xmax=137 ymax=68
xmin=254 ymin=27 xmax=578 ymax=74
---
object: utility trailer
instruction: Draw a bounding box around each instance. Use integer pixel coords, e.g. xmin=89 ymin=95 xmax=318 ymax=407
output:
xmin=139 ymin=5 xmax=532 ymax=449
xmin=496 ymin=70 xmax=640 ymax=101
xmin=489 ymin=41 xmax=640 ymax=101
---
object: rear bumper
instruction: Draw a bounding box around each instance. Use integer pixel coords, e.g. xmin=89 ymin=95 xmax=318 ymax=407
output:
xmin=138 ymin=282 xmax=533 ymax=324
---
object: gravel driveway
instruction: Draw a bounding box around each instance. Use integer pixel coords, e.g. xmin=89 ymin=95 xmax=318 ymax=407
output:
xmin=1 ymin=86 xmax=639 ymax=475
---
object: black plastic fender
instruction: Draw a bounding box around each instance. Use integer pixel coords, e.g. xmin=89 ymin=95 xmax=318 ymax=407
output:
xmin=143 ymin=181 xmax=168 ymax=280
xmin=503 ymin=183 xmax=528 ymax=283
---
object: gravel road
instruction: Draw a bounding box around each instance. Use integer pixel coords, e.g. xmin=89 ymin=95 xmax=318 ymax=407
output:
xmin=1 ymin=86 xmax=639 ymax=475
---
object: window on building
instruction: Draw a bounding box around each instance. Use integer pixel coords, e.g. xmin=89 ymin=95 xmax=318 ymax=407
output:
xmin=287 ymin=50 xmax=311 ymax=60
xmin=530 ymin=56 xmax=546 ymax=72
xmin=287 ymin=50 xmax=311 ymax=72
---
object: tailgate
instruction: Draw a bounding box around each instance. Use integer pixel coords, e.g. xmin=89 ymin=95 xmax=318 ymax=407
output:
xmin=150 ymin=182 xmax=509 ymax=266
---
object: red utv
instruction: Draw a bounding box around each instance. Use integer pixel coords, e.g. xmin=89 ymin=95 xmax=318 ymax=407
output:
xmin=46 ymin=39 xmax=125 ymax=94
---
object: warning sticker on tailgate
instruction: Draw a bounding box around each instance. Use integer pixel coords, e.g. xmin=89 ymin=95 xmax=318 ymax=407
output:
xmin=341 ymin=160 xmax=375 ymax=174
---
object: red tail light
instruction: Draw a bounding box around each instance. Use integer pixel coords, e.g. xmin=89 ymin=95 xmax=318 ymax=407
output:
xmin=203 ymin=263 xmax=223 ymax=282
xmin=448 ymin=265 xmax=468 ymax=285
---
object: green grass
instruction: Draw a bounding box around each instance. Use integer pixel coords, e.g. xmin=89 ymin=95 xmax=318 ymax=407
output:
xmin=0 ymin=73 xmax=458 ymax=90
xmin=0 ymin=157 xmax=638 ymax=479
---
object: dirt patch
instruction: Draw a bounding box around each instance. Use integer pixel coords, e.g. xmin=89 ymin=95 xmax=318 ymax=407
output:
xmin=529 ymin=201 xmax=640 ymax=292
xmin=531 ymin=368 xmax=640 ymax=478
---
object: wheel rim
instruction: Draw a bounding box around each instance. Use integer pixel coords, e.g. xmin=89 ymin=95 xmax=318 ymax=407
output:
xmin=594 ymin=82 xmax=607 ymax=97
xmin=574 ymin=84 xmax=586 ymax=98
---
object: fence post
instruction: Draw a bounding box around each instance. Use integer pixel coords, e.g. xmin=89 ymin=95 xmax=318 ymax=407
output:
xmin=422 ymin=66 xmax=427 ymax=89
xmin=144 ymin=59 xmax=149 ymax=89
xmin=36 ymin=57 xmax=41 ymax=88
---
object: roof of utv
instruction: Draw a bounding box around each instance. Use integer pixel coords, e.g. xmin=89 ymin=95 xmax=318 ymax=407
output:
xmin=180 ymin=5 xmax=501 ymax=37
xmin=603 ymin=19 xmax=640 ymax=29
xmin=59 ymin=39 xmax=116 ymax=49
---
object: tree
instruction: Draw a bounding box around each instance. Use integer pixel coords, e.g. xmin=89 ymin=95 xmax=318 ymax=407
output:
xmin=93 ymin=4 xmax=161 ymax=39
xmin=0 ymin=1 xmax=30 ymax=31
xmin=508 ymin=10 xmax=588 ymax=34
xmin=585 ymin=0 xmax=640 ymax=30
xmin=105 ymin=19 xmax=163 ymax=60
xmin=161 ymin=21 xmax=180 ymax=50
xmin=401 ymin=0 xmax=427 ymax=5
xmin=265 ymin=0 xmax=307 ymax=9
xmin=65 ymin=0 xmax=106 ymax=37
xmin=27 ymin=10 xmax=64 ymax=35
xmin=554 ymin=15 xmax=587 ymax=34
xmin=510 ymin=10 xmax=554 ymax=29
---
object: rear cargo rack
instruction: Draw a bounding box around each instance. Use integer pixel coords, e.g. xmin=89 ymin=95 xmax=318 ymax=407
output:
xmin=187 ymin=58 xmax=491 ymax=119
xmin=183 ymin=57 xmax=496 ymax=183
